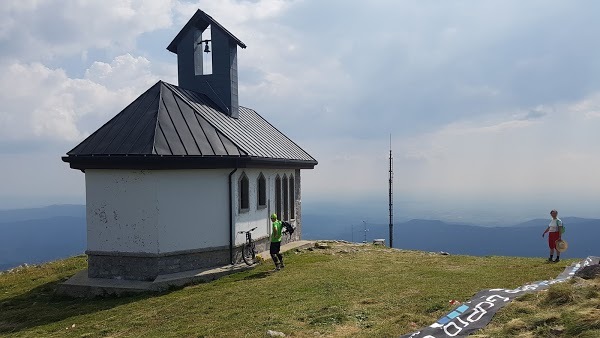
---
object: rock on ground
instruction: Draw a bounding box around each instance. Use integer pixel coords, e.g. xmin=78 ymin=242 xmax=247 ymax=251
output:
xmin=575 ymin=264 xmax=600 ymax=279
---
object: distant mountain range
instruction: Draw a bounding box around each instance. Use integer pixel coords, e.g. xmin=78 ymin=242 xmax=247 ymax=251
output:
xmin=1 ymin=205 xmax=597 ymax=271
xmin=0 ymin=204 xmax=85 ymax=223
xmin=0 ymin=217 xmax=86 ymax=271
xmin=0 ymin=205 xmax=86 ymax=271
xmin=303 ymin=214 xmax=599 ymax=259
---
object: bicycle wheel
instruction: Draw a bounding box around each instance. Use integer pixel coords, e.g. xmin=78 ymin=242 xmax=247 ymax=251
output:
xmin=242 ymin=242 xmax=256 ymax=266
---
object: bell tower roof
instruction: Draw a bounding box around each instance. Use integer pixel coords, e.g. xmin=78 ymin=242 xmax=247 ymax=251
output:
xmin=167 ymin=9 xmax=246 ymax=54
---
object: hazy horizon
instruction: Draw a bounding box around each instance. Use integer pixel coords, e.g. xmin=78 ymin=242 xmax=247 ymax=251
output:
xmin=2 ymin=197 xmax=598 ymax=226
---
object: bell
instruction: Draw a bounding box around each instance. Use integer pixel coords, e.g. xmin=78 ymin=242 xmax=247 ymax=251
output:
xmin=204 ymin=42 xmax=210 ymax=53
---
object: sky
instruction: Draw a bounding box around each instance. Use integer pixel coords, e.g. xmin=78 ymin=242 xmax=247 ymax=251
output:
xmin=1 ymin=0 xmax=600 ymax=223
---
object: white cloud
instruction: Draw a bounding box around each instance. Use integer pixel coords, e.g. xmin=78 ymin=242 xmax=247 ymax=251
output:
xmin=0 ymin=0 xmax=175 ymax=61
xmin=437 ymin=119 xmax=538 ymax=136
xmin=0 ymin=54 xmax=160 ymax=144
xmin=568 ymin=93 xmax=600 ymax=120
xmin=584 ymin=111 xmax=600 ymax=119
xmin=85 ymin=54 xmax=158 ymax=90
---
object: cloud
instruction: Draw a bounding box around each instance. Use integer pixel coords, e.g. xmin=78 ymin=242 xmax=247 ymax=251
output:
xmin=568 ymin=92 xmax=600 ymax=120
xmin=0 ymin=54 xmax=160 ymax=147
xmin=522 ymin=108 xmax=548 ymax=120
xmin=0 ymin=0 xmax=175 ymax=61
xmin=85 ymin=54 xmax=159 ymax=90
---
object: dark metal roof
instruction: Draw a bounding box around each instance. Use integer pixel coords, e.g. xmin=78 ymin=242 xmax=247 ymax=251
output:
xmin=167 ymin=9 xmax=246 ymax=54
xmin=63 ymin=81 xmax=317 ymax=170
xmin=166 ymin=83 xmax=316 ymax=162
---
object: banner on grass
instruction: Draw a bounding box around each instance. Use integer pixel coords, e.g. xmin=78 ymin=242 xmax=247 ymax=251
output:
xmin=400 ymin=256 xmax=599 ymax=338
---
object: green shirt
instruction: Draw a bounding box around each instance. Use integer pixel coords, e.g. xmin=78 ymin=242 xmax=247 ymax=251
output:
xmin=271 ymin=220 xmax=283 ymax=242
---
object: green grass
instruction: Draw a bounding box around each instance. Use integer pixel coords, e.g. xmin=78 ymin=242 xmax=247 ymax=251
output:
xmin=474 ymin=274 xmax=600 ymax=338
xmin=0 ymin=242 xmax=587 ymax=337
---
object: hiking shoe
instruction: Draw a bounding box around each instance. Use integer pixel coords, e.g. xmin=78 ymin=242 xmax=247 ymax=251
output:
xmin=276 ymin=265 xmax=281 ymax=271
xmin=280 ymin=263 xmax=285 ymax=269
xmin=547 ymin=258 xmax=553 ymax=262
xmin=553 ymin=258 xmax=560 ymax=263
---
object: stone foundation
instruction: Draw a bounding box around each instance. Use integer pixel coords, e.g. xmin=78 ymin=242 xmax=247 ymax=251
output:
xmin=87 ymin=235 xmax=298 ymax=281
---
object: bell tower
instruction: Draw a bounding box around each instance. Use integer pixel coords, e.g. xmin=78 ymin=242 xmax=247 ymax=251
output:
xmin=167 ymin=10 xmax=246 ymax=118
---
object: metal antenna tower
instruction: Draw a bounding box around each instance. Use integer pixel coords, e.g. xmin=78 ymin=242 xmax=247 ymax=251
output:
xmin=389 ymin=135 xmax=394 ymax=248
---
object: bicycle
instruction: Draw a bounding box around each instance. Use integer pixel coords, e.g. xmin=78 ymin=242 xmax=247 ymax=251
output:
xmin=238 ymin=227 xmax=258 ymax=265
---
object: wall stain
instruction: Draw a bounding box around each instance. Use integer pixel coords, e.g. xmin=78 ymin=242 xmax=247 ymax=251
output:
xmin=94 ymin=208 xmax=108 ymax=224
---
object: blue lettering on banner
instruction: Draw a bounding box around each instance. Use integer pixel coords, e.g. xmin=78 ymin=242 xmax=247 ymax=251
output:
xmin=434 ymin=304 xmax=469 ymax=325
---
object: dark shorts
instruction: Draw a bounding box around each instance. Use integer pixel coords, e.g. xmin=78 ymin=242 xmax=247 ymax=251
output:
xmin=270 ymin=241 xmax=281 ymax=255
xmin=548 ymin=231 xmax=560 ymax=249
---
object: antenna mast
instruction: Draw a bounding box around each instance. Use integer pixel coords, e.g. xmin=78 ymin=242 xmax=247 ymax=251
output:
xmin=389 ymin=135 xmax=394 ymax=248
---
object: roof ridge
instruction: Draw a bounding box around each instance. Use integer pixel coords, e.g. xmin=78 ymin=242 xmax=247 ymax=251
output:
xmin=163 ymin=82 xmax=246 ymax=156
xmin=151 ymin=81 xmax=166 ymax=155
xmin=67 ymin=81 xmax=163 ymax=155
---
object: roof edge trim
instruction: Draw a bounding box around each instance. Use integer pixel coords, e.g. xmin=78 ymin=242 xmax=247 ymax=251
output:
xmin=62 ymin=155 xmax=316 ymax=170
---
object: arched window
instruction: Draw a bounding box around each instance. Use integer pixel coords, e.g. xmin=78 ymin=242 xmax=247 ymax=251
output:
xmin=283 ymin=175 xmax=289 ymax=221
xmin=289 ymin=174 xmax=295 ymax=219
xmin=239 ymin=172 xmax=249 ymax=212
xmin=257 ymin=173 xmax=266 ymax=209
xmin=275 ymin=175 xmax=281 ymax=219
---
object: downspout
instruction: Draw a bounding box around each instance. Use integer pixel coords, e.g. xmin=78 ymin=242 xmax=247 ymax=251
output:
xmin=228 ymin=166 xmax=238 ymax=265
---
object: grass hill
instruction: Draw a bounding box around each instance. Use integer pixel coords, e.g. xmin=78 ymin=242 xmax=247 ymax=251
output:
xmin=1 ymin=242 xmax=598 ymax=337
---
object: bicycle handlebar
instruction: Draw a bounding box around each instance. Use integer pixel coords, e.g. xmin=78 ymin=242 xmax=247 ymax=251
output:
xmin=237 ymin=227 xmax=258 ymax=234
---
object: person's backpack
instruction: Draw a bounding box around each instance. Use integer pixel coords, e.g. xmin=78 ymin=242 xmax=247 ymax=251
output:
xmin=560 ymin=221 xmax=566 ymax=234
xmin=282 ymin=221 xmax=295 ymax=236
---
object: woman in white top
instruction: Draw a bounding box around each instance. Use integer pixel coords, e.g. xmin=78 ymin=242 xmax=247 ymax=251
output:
xmin=542 ymin=209 xmax=563 ymax=262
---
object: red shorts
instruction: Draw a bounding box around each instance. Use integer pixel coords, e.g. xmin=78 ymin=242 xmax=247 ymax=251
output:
xmin=548 ymin=231 xmax=560 ymax=249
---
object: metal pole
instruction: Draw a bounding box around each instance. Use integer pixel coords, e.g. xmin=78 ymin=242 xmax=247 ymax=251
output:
xmin=389 ymin=135 xmax=394 ymax=248
xmin=363 ymin=220 xmax=367 ymax=243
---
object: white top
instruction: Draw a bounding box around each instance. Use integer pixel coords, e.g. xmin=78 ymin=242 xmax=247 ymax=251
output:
xmin=548 ymin=218 xmax=562 ymax=232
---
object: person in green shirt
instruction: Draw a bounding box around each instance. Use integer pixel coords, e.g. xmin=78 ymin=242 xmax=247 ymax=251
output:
xmin=270 ymin=213 xmax=284 ymax=270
